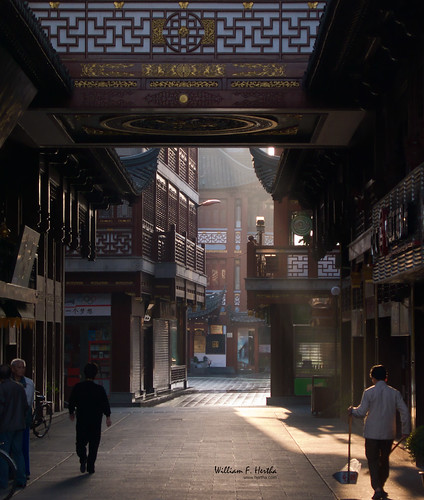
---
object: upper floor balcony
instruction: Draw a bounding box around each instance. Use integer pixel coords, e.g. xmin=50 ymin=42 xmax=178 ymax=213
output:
xmin=246 ymin=241 xmax=340 ymax=307
xmin=66 ymin=223 xmax=206 ymax=287
xmin=155 ymin=227 xmax=206 ymax=278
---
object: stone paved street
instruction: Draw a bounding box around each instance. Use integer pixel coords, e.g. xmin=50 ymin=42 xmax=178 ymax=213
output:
xmin=12 ymin=376 xmax=424 ymax=500
xmin=161 ymin=375 xmax=271 ymax=407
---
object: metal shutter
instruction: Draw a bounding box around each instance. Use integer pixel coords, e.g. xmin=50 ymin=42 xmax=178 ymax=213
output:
xmin=153 ymin=319 xmax=170 ymax=392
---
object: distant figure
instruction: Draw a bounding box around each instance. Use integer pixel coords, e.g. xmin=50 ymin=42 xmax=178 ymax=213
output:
xmin=11 ymin=358 xmax=34 ymax=479
xmin=348 ymin=365 xmax=410 ymax=500
xmin=0 ymin=364 xmax=28 ymax=488
xmin=68 ymin=363 xmax=111 ymax=474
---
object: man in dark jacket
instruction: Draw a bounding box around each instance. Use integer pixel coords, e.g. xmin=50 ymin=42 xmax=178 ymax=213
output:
xmin=0 ymin=364 xmax=28 ymax=488
xmin=68 ymin=363 xmax=111 ymax=474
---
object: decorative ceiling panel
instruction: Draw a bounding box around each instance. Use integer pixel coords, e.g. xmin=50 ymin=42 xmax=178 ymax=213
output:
xmin=28 ymin=1 xmax=326 ymax=57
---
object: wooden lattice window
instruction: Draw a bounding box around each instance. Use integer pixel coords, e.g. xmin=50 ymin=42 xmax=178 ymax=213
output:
xmin=167 ymin=148 xmax=177 ymax=172
xmin=179 ymin=192 xmax=188 ymax=234
xmin=188 ymin=148 xmax=198 ymax=190
xmin=179 ymin=148 xmax=188 ymax=182
xmin=168 ymin=184 xmax=178 ymax=230
xmin=142 ymin=181 xmax=155 ymax=259
xmin=158 ymin=148 xmax=168 ymax=165
xmin=188 ymin=200 xmax=197 ymax=241
xmin=156 ymin=174 xmax=168 ymax=232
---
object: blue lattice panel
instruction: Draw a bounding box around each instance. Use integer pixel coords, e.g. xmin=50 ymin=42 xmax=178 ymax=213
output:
xmin=318 ymin=255 xmax=340 ymax=278
xmin=28 ymin=1 xmax=326 ymax=56
xmin=198 ymin=231 xmax=227 ymax=244
xmin=288 ymin=254 xmax=308 ymax=277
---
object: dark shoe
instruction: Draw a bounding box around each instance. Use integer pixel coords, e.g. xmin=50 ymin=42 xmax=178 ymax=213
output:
xmin=372 ymin=491 xmax=385 ymax=500
xmin=16 ymin=483 xmax=26 ymax=489
xmin=87 ymin=464 xmax=95 ymax=474
xmin=80 ymin=461 xmax=86 ymax=473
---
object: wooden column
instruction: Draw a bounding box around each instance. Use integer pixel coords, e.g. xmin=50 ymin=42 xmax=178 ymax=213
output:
xmin=269 ymin=303 xmax=294 ymax=400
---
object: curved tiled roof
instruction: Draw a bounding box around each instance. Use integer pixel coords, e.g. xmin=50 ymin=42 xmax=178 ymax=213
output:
xmin=249 ymin=147 xmax=280 ymax=194
xmin=1 ymin=0 xmax=72 ymax=101
xmin=198 ymin=148 xmax=257 ymax=189
xmin=188 ymin=290 xmax=224 ymax=319
xmin=120 ymin=148 xmax=161 ymax=192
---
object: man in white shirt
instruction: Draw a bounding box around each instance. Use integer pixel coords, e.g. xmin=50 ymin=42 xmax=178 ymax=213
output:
xmin=348 ymin=364 xmax=410 ymax=500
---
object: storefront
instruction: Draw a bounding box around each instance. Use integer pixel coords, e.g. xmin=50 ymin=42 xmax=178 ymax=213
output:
xmin=64 ymin=293 xmax=112 ymax=401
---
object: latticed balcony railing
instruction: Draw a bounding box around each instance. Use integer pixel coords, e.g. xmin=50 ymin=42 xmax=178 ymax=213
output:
xmin=247 ymin=245 xmax=340 ymax=279
xmin=80 ymin=225 xmax=205 ymax=274
xmin=156 ymin=228 xmax=205 ymax=275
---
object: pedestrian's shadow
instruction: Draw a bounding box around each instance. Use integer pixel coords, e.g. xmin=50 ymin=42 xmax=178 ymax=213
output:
xmin=32 ymin=474 xmax=91 ymax=493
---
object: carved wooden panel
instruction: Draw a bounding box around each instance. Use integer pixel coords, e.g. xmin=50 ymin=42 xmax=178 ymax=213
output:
xmin=96 ymin=229 xmax=132 ymax=255
xmin=29 ymin=1 xmax=325 ymax=56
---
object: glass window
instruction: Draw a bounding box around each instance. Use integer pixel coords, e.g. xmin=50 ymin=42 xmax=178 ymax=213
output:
xmin=235 ymin=199 xmax=242 ymax=228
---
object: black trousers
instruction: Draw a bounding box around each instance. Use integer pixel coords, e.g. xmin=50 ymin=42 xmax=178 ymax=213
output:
xmin=76 ymin=419 xmax=102 ymax=470
xmin=365 ymin=438 xmax=393 ymax=491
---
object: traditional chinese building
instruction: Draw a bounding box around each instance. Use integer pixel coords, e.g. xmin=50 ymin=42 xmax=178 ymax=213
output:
xmin=0 ymin=0 xmax=138 ymax=410
xmin=65 ymin=147 xmax=206 ymax=405
xmin=248 ymin=0 xmax=424 ymax=427
xmin=188 ymin=148 xmax=272 ymax=374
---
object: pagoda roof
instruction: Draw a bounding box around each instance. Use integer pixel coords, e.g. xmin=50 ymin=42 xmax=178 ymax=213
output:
xmin=1 ymin=0 xmax=72 ymax=103
xmin=249 ymin=148 xmax=280 ymax=195
xmin=120 ymin=148 xmax=160 ymax=192
xmin=198 ymin=148 xmax=257 ymax=190
xmin=188 ymin=290 xmax=224 ymax=320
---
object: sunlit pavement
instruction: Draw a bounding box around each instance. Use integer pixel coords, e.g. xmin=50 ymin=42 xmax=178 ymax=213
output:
xmin=15 ymin=376 xmax=424 ymax=500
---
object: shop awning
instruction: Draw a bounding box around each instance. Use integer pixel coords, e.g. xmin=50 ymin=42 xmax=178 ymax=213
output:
xmin=0 ymin=301 xmax=35 ymax=328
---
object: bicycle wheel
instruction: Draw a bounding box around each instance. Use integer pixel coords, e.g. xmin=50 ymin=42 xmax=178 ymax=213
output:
xmin=0 ymin=450 xmax=17 ymax=500
xmin=33 ymin=403 xmax=53 ymax=438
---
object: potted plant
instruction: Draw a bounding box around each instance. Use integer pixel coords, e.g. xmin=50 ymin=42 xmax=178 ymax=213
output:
xmin=406 ymin=426 xmax=424 ymax=470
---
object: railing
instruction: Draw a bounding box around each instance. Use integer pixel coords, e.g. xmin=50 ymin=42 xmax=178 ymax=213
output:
xmin=247 ymin=244 xmax=340 ymax=279
xmin=170 ymin=365 xmax=186 ymax=384
xmin=156 ymin=228 xmax=206 ymax=274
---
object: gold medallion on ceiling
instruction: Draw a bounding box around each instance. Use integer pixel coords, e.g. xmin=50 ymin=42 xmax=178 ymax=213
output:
xmin=179 ymin=2 xmax=189 ymax=8
xmin=114 ymin=1 xmax=125 ymax=8
xmin=243 ymin=2 xmax=254 ymax=9
xmin=308 ymin=2 xmax=318 ymax=8
xmin=49 ymin=2 xmax=60 ymax=8
xmin=100 ymin=114 xmax=278 ymax=136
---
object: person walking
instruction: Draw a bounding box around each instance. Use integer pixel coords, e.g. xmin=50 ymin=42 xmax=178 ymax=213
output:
xmin=0 ymin=364 xmax=28 ymax=489
xmin=68 ymin=363 xmax=111 ymax=474
xmin=348 ymin=364 xmax=411 ymax=500
xmin=10 ymin=358 xmax=34 ymax=479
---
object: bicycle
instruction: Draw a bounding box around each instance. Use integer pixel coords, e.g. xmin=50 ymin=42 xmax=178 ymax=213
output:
xmin=31 ymin=391 xmax=53 ymax=438
xmin=0 ymin=444 xmax=17 ymax=500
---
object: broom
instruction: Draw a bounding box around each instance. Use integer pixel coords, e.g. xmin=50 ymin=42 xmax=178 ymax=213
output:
xmin=333 ymin=414 xmax=361 ymax=484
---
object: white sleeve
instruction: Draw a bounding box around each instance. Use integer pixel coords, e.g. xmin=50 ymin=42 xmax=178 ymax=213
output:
xmin=25 ymin=377 xmax=35 ymax=407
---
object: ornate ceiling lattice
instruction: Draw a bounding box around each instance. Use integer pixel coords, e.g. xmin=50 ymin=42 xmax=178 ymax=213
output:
xmin=28 ymin=1 xmax=325 ymax=56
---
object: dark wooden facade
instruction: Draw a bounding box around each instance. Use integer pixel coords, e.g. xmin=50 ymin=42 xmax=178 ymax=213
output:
xmin=188 ymin=148 xmax=272 ymax=373
xmin=0 ymin=0 xmax=138 ymax=410
xmin=246 ymin=0 xmax=424 ymax=425
xmin=65 ymin=147 xmax=206 ymax=405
